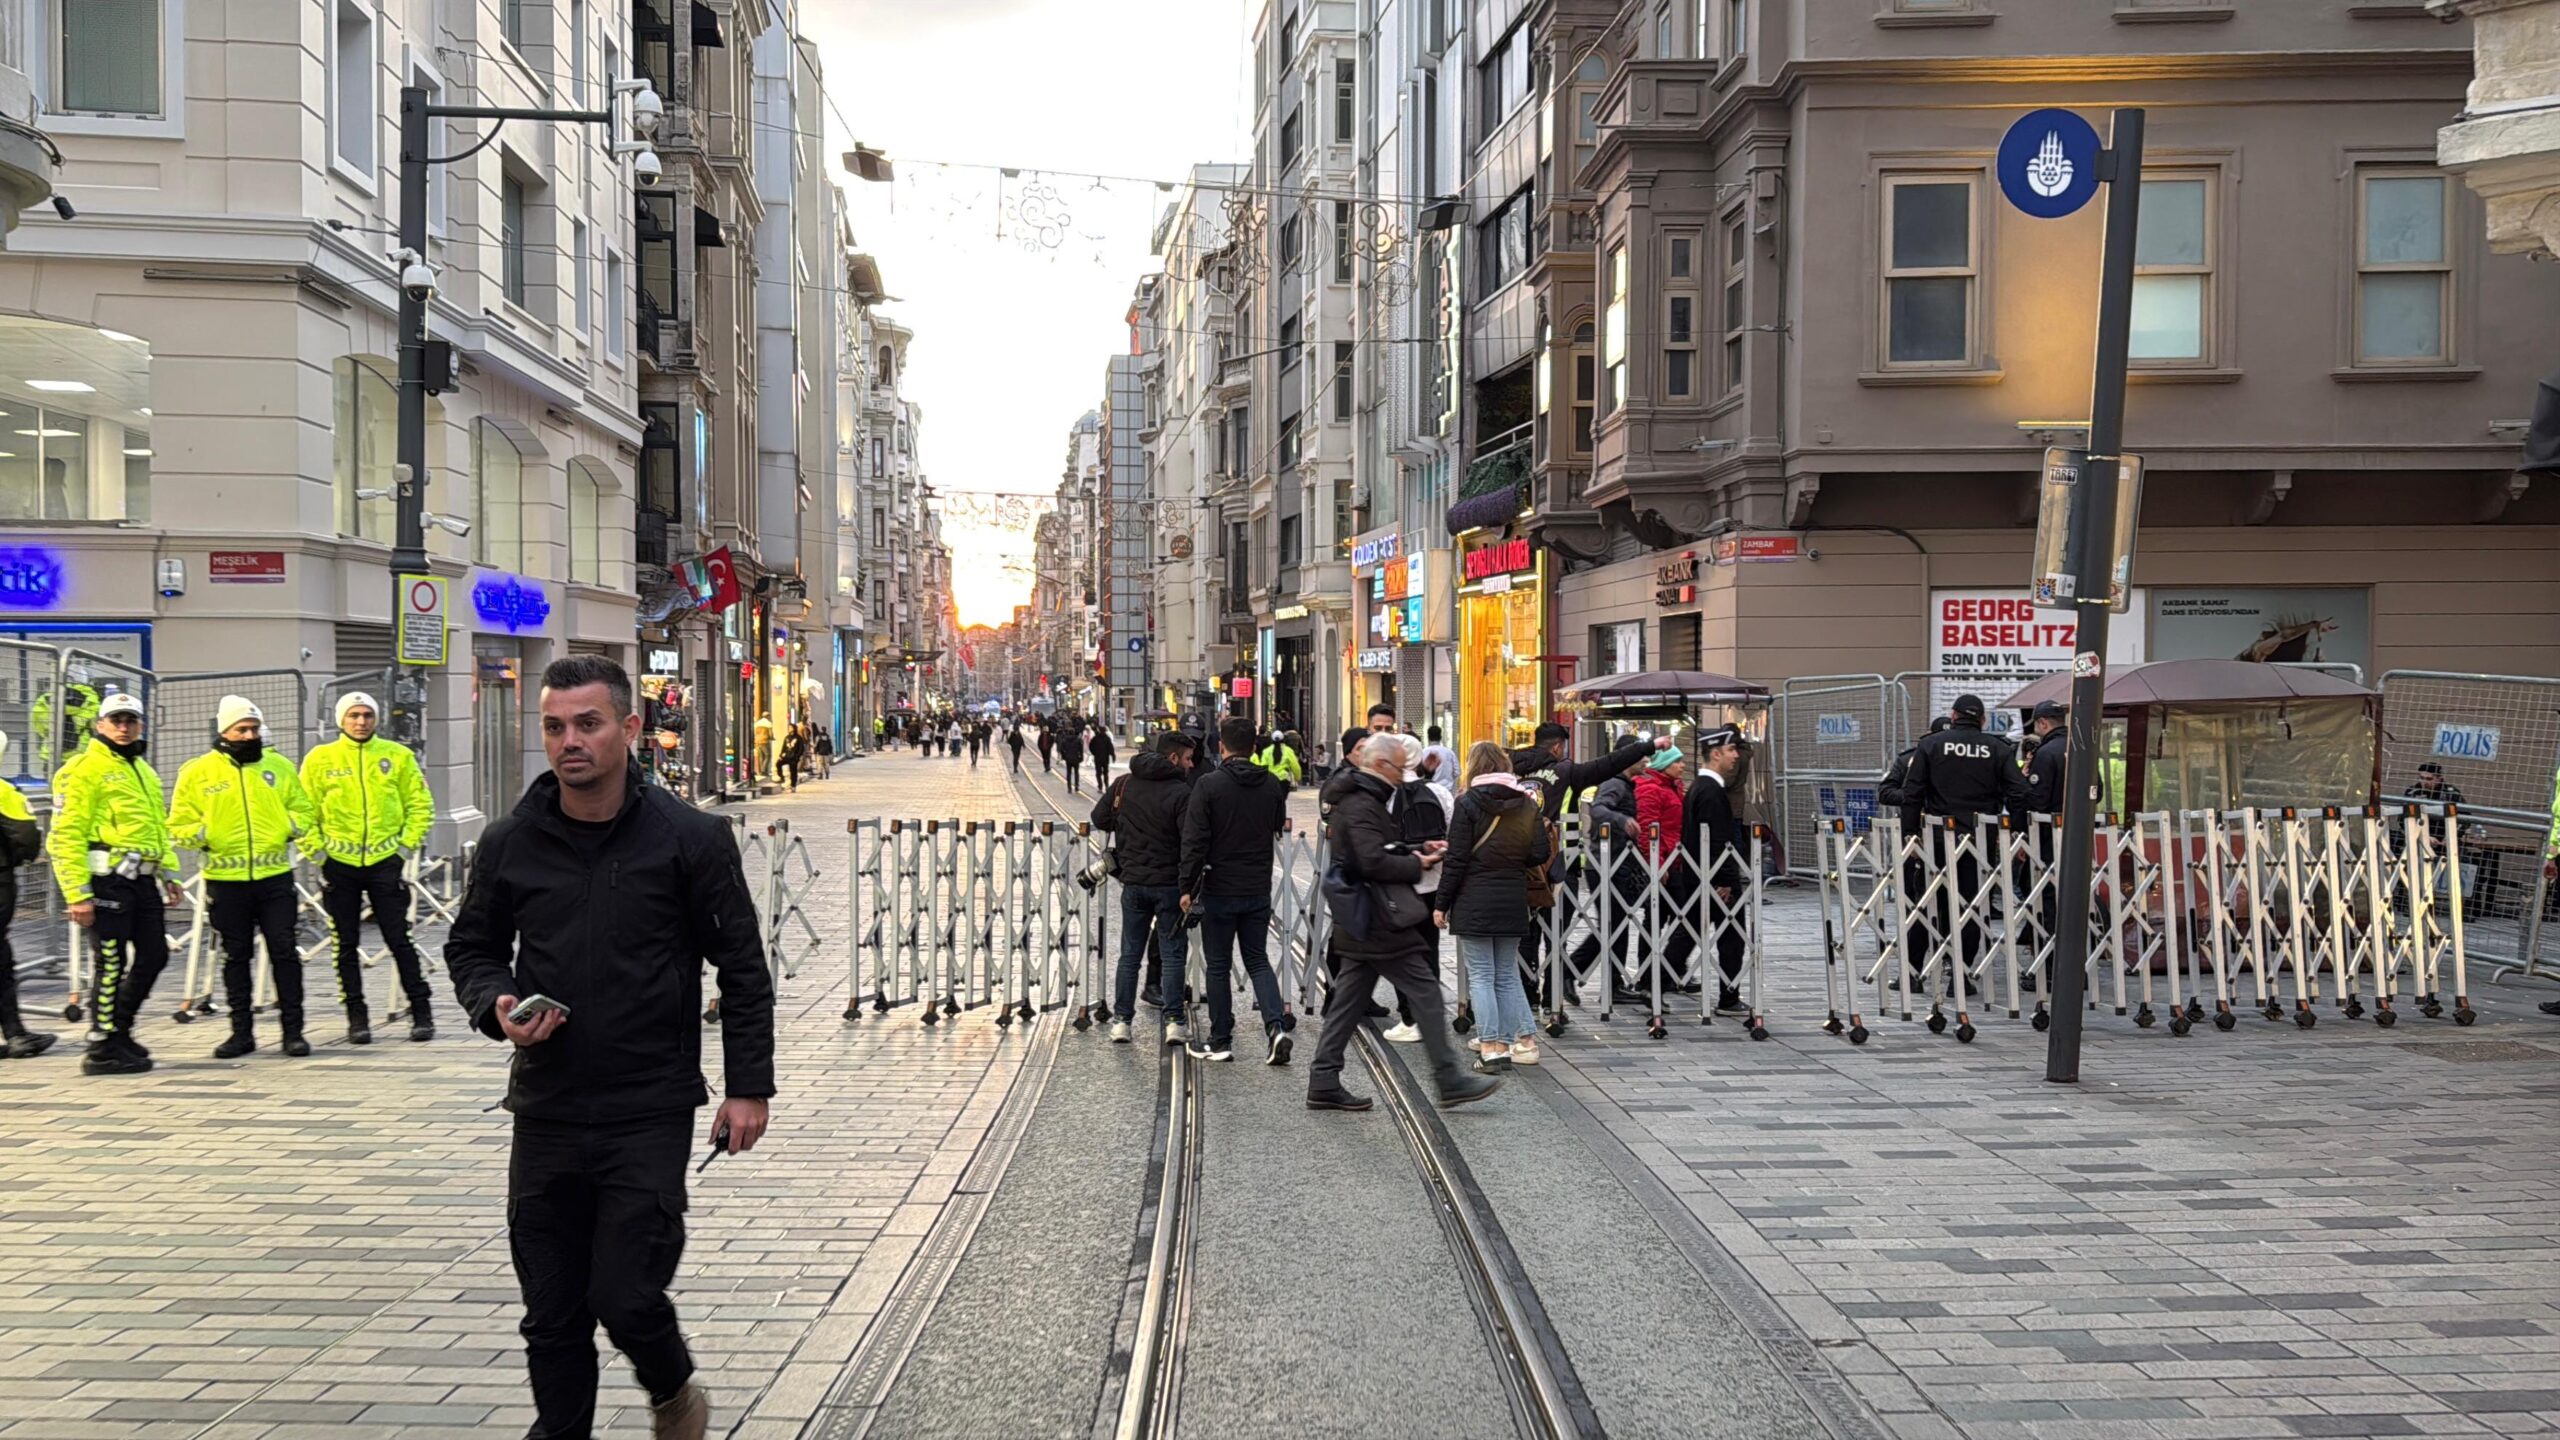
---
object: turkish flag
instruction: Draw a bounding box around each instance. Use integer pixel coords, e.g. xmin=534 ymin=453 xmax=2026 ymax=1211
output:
xmin=685 ymin=547 xmax=741 ymax=611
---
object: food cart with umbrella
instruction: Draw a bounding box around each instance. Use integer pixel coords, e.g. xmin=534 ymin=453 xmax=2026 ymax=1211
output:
xmin=1999 ymin=659 xmax=2380 ymax=815
xmin=1553 ymin=669 xmax=1776 ymax=840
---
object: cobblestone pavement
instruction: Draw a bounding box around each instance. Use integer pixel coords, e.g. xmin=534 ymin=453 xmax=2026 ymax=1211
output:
xmin=0 ymin=752 xmax=1035 ymax=1439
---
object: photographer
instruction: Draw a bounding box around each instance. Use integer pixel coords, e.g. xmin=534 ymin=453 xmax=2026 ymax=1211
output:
xmin=1179 ymin=717 xmax=1292 ymax=1064
xmin=1093 ymin=730 xmax=1198 ymax=1045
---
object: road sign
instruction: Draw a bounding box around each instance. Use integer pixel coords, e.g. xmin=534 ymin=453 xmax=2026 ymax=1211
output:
xmin=396 ymin=574 xmax=447 ymax=666
xmin=2030 ymin=447 xmax=2143 ymax=612
xmin=1997 ymin=108 xmax=2103 ymax=220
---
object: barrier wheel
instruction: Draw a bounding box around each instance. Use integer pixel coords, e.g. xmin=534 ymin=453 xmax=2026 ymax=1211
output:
xmin=2030 ymin=1010 xmax=2051 ymax=1033
xmin=1823 ymin=1015 xmax=1844 ymax=1036
xmin=841 ymin=1005 xmax=861 ymax=1022
xmin=2214 ymin=1010 xmax=2237 ymax=1031
xmin=2263 ymin=1002 xmax=2285 ymax=1022
xmin=2374 ymin=1008 xmax=2396 ymax=1028
xmin=2169 ymin=1015 xmax=2192 ymax=1037
xmin=1926 ymin=1012 xmax=1948 ymax=1034
xmin=2185 ymin=999 xmax=2206 ymax=1022
xmin=2421 ymin=1002 xmax=2444 ymax=1019
xmin=1749 ymin=1023 xmax=1769 ymax=1042
xmin=2455 ymin=1007 xmax=2477 ymax=1027
xmin=871 ymin=995 xmax=890 ymax=1014
xmin=173 ymin=1010 xmax=194 ymax=1024
xmin=2295 ymin=1009 xmax=2316 ymax=1030
xmin=1954 ymin=1023 xmax=1976 ymax=1044
xmin=2134 ymin=1007 xmax=2156 ymax=1029
xmin=941 ymin=997 xmax=960 ymax=1017
xmin=1452 ymin=1007 xmax=1475 ymax=1036
xmin=1017 ymin=1001 xmax=1035 ymax=1022
xmin=1544 ymin=1016 xmax=1568 ymax=1038
xmin=62 ymin=1003 xmax=79 ymax=1022
xmin=921 ymin=1009 xmax=939 ymax=1027
xmin=994 ymin=1009 xmax=1013 ymax=1029
xmin=1847 ymin=1025 xmax=1869 ymax=1045
xmin=2344 ymin=998 xmax=2366 ymax=1020
xmin=1646 ymin=1017 xmax=1667 ymax=1040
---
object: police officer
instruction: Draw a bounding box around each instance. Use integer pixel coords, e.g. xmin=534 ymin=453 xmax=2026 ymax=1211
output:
xmin=2021 ymin=700 xmax=2069 ymax=814
xmin=49 ymin=693 xmax=182 ymax=1076
xmin=0 ymin=730 xmax=54 ymax=1058
xmin=170 ymin=696 xmax=319 ymax=1060
xmin=302 ymin=691 xmax=438 ymax=1044
xmin=1680 ymin=726 xmax=1754 ymax=1014
xmin=1899 ymin=694 xmax=2030 ymax=992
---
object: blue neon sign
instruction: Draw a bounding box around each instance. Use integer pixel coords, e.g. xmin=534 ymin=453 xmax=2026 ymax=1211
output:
xmin=471 ymin=573 xmax=552 ymax=632
xmin=0 ymin=547 xmax=66 ymax=610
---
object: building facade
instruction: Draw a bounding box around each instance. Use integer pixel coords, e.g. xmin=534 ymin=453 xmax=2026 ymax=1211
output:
xmin=1143 ymin=166 xmax=1249 ymax=727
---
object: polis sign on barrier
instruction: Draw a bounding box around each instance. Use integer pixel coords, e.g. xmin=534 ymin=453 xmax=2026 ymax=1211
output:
xmin=2433 ymin=723 xmax=2500 ymax=762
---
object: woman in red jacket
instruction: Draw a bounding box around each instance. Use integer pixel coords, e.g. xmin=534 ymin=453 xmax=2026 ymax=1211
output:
xmin=1630 ymin=748 xmax=1703 ymax=995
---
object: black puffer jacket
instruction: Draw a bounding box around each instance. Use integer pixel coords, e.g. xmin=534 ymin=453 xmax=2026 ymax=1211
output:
xmin=1181 ymin=756 xmax=1289 ymax=897
xmin=1437 ymin=779 xmax=1552 ymax=937
xmin=1092 ymin=751 xmax=1190 ymax=887
xmin=1327 ymin=770 xmax=1431 ymax=963
xmin=444 ymin=769 xmax=776 ymax=1122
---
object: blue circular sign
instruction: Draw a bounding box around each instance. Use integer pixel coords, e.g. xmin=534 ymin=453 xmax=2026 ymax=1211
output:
xmin=1996 ymin=108 xmax=2103 ymax=220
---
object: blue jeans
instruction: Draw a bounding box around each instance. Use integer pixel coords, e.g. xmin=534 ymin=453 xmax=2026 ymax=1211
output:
xmin=1116 ymin=884 xmax=1187 ymax=1021
xmin=1198 ymin=893 xmax=1286 ymax=1048
xmin=1458 ymin=933 xmax=1536 ymax=1043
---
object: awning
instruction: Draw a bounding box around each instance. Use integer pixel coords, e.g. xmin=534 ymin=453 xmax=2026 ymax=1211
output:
xmin=691 ymin=1 xmax=725 ymax=47
xmin=2001 ymin=659 xmax=2376 ymax=712
xmin=1554 ymin=670 xmax=1770 ymax=706
xmin=695 ymin=206 xmax=725 ymax=248
xmin=1446 ymin=484 xmax=1521 ymax=535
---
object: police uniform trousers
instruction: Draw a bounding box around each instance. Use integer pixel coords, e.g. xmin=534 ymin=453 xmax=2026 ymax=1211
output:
xmin=90 ymin=871 xmax=170 ymax=1040
xmin=322 ymin=856 xmax=430 ymax=1017
xmin=510 ymin=1111 xmax=697 ymax=1440
xmin=210 ymin=873 xmax=303 ymax=1034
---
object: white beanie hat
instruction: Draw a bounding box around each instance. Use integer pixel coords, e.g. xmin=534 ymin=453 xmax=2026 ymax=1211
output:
xmin=336 ymin=691 xmax=380 ymax=729
xmin=214 ymin=696 xmax=262 ymax=735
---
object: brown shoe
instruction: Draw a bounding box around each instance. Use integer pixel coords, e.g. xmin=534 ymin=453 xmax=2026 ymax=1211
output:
xmin=650 ymin=1382 xmax=709 ymax=1440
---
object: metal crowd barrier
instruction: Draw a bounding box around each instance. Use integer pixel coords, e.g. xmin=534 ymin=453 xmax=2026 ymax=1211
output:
xmin=1532 ymin=816 xmax=1774 ymax=1040
xmin=1814 ymin=802 xmax=2474 ymax=1045
xmin=844 ymin=817 xmax=1105 ymax=1028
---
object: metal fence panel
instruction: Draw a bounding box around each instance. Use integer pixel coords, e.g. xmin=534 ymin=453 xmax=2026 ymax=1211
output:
xmin=0 ymin=638 xmax=60 ymax=787
xmin=1891 ymin=669 xmax=2045 ymax=751
xmin=155 ymin=670 xmax=308 ymax=774
xmin=1772 ymin=675 xmax=1892 ymax=878
xmin=2376 ymin=670 xmax=2560 ymax=980
xmin=311 ymin=667 xmax=397 ymax=754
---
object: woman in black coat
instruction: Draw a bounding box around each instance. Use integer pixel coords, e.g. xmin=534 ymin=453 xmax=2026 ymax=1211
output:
xmin=1434 ymin=742 xmax=1552 ymax=1070
xmin=1306 ymin=733 xmax=1496 ymax=1111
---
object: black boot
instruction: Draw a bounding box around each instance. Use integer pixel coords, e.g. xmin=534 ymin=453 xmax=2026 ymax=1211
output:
xmin=5 ymin=1030 xmax=56 ymax=1059
xmin=82 ymin=1038 xmax=150 ymax=1075
xmin=213 ymin=1024 xmax=256 ymax=1060
xmin=346 ymin=1003 xmax=373 ymax=1046
xmin=281 ymin=1027 xmax=311 ymax=1058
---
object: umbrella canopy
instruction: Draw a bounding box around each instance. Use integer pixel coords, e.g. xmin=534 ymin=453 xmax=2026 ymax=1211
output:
xmin=1554 ymin=670 xmax=1770 ymax=704
xmin=2001 ymin=659 xmax=2374 ymax=712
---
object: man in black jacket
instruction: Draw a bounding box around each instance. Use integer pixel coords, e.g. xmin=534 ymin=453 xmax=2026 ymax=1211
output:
xmin=1680 ymin=726 xmax=1755 ymax=1013
xmin=1094 ymin=731 xmax=1198 ymax=1044
xmin=2021 ymin=701 xmax=2068 ymax=815
xmin=1509 ymin=722 xmax=1657 ymax=996
xmin=1180 ymin=717 xmax=1293 ymax=1063
xmin=1899 ymin=694 xmax=2031 ymax=993
xmin=445 ymin=656 xmax=773 ymax=1440
xmin=1307 ymin=733 xmax=1497 ymax=1111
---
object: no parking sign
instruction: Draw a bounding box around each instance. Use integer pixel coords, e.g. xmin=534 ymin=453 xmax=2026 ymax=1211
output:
xmin=397 ymin=575 xmax=447 ymax=666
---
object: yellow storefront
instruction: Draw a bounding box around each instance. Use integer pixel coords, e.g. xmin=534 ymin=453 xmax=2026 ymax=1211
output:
xmin=1456 ymin=529 xmax=1546 ymax=750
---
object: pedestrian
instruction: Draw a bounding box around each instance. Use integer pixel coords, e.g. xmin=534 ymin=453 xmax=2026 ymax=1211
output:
xmin=51 ymin=694 xmax=182 ymax=1076
xmin=1180 ymin=717 xmax=1293 ymax=1063
xmin=1631 ymin=746 xmax=1699 ymax=997
xmin=945 ymin=717 xmax=964 ymax=759
xmin=1059 ymin=721 xmax=1088 ymax=795
xmin=1094 ymin=731 xmax=1198 ymax=1045
xmin=444 ymin=655 xmax=774 ymax=1440
xmin=302 ymin=691 xmax=438 ymax=1045
xmin=1899 ymin=693 xmax=2030 ymax=993
xmin=0 ymin=730 xmax=54 ymax=1059
xmin=1366 ymin=702 xmax=1398 ymax=736
xmin=812 ymin=726 xmax=832 ymax=778
xmin=170 ymin=697 xmax=321 ymax=1060
xmin=1573 ymin=736 xmax=1646 ymax=1003
xmin=1252 ymin=729 xmax=1303 ymax=785
xmin=1509 ymin=722 xmax=1659 ymax=1005
xmin=1306 ymin=732 xmax=1496 ymax=1111
xmin=777 ymin=722 xmax=807 ymax=792
xmin=1679 ymin=726 xmax=1755 ymax=1014
xmin=1089 ymin=725 xmax=1117 ymax=788
xmin=752 ymin=713 xmax=774 ymax=782
xmin=1381 ymin=738 xmax=1454 ymax=1043
xmin=1038 ymin=719 xmax=1055 ymax=774
xmin=1435 ymin=742 xmax=1551 ymax=1072
xmin=1006 ymin=722 xmax=1026 ymax=772
xmin=1314 ymin=727 xmax=1387 ymax=1023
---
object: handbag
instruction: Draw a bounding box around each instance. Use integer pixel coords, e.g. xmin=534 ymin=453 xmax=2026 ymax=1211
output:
xmin=1470 ymin=801 xmax=1557 ymax=911
xmin=1321 ymin=856 xmax=1429 ymax=941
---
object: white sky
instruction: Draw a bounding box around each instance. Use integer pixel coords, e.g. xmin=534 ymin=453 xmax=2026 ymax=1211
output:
xmin=799 ymin=0 xmax=1257 ymax=628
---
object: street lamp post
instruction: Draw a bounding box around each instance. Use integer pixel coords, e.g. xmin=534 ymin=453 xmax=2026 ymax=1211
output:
xmin=388 ymin=79 xmax=659 ymax=740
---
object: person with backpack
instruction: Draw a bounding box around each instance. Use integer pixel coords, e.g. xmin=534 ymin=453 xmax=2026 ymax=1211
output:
xmin=1178 ymin=718 xmax=1293 ymax=1063
xmin=1006 ymin=722 xmax=1026 ymax=773
xmin=1435 ymin=743 xmax=1551 ymax=1072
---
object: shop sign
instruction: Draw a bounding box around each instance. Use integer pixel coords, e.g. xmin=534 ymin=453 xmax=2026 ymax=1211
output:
xmin=1352 ymin=531 xmax=1402 ymax=570
xmin=1370 ymin=607 xmax=1392 ymax=641
xmin=1712 ymin=533 xmax=1800 ymax=564
xmin=2433 ymin=723 xmax=2500 ymax=762
xmin=2150 ymin=586 xmax=2369 ymax=674
xmin=1930 ymin=589 xmax=2145 ymax=677
xmin=1382 ymin=557 xmax=1409 ymax=599
xmin=1231 ymin=676 xmax=1256 ymax=699
xmin=1273 ymin=603 xmax=1310 ymax=621
xmin=1357 ymin=647 xmax=1396 ymax=672
xmin=1654 ymin=550 xmax=1698 ymax=607
xmin=1462 ymin=535 xmax=1534 ymax=583
xmin=208 ymin=550 xmax=286 ymax=584
xmin=0 ymin=546 xmax=66 ymax=610
xmin=471 ymin=573 xmax=553 ymax=632
xmin=646 ymin=647 xmax=681 ymax=674
xmin=1401 ymin=595 xmax=1424 ymax=641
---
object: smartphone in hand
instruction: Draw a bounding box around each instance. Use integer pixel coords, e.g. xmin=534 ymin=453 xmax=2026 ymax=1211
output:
xmin=506 ymin=994 xmax=570 ymax=1025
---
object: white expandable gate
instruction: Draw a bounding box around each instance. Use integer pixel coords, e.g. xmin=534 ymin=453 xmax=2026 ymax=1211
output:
xmin=844 ymin=818 xmax=1107 ymax=1028
xmin=1815 ymin=801 xmax=2474 ymax=1045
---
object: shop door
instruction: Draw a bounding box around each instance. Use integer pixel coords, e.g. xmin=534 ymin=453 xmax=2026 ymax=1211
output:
xmin=473 ymin=647 xmax=522 ymax=816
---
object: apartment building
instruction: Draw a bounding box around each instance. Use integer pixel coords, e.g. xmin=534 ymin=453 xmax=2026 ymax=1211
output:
xmin=0 ymin=14 xmax=55 ymax=241
xmin=1032 ymin=412 xmax=1105 ymax=714
xmin=1143 ymin=165 xmax=1248 ymax=723
xmin=0 ymin=0 xmax=649 ymax=839
xmin=1544 ymin=0 xmax=2559 ymax=696
xmin=1102 ymin=304 xmax=1153 ymax=728
xmin=843 ymin=308 xmax=952 ymax=727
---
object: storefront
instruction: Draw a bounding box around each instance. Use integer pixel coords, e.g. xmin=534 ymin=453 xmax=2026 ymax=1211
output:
xmin=1351 ymin=527 xmax=1405 ymax=720
xmin=1456 ymin=527 xmax=1546 ymax=750
xmin=1270 ymin=605 xmax=1315 ymax=735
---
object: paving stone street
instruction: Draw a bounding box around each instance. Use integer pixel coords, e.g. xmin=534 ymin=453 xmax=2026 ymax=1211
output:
xmin=0 ymin=749 xmax=2554 ymax=1438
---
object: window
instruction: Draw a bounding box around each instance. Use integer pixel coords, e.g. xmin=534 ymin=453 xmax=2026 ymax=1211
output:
xmin=1601 ymin=244 xmax=1627 ymax=415
xmin=502 ymin=175 xmax=530 ymax=307
xmin=570 ymin=0 xmax=589 ymax=103
xmin=871 ymin=578 xmax=886 ymax=618
xmin=1479 ymin=26 xmax=1529 ymax=133
xmin=571 ymin=221 xmax=592 ymax=334
xmin=1225 ymin=520 xmax=1249 ymax=606
xmin=474 ymin=420 xmax=525 ymax=572
xmin=1723 ymin=214 xmax=1748 ymax=393
xmin=1280 ymin=214 xmax=1303 ymax=274
xmin=53 ymin=0 xmax=164 ymax=119
xmin=1279 ymin=7 xmax=1299 ymax=62
xmin=1280 ymin=106 xmax=1303 ymax=168
xmin=1278 ymin=315 xmax=1301 ymax=401
xmin=1571 ymin=321 xmax=1596 ymax=452
xmin=2355 ymin=169 xmax=2452 ymax=365
xmin=1278 ymin=513 xmax=1301 ymax=565
xmin=1334 ymin=59 xmax=1356 ymax=145
xmin=414 ymin=63 xmax=449 ymax=236
xmin=1663 ymin=228 xmax=1701 ymax=401
xmin=1725 ymin=0 xmax=1748 ymax=58
xmin=567 ymin=462 xmax=603 ymax=586
xmin=638 ymin=402 xmax=679 ymax=522
xmin=1278 ymin=413 xmax=1301 ymax=469
xmin=1333 ymin=200 xmax=1353 ymax=283
xmin=2130 ymin=172 xmax=2212 ymax=364
xmin=870 ymin=436 xmax=885 ymax=476
xmin=878 ymin=345 xmax=895 ymax=387
xmin=873 ymin=508 xmax=886 ymax=546
xmin=333 ymin=357 xmax=401 ymax=543
xmin=1881 ymin=174 xmax=1979 ymax=368
xmin=1228 ymin=406 xmax=1250 ymax=475
xmin=1332 ymin=341 xmax=1353 ymax=422
xmin=332 ymin=1 xmax=376 ymax=178
xmin=1476 ymin=185 xmax=1532 ymax=298
xmin=504 ymin=0 xmax=532 ymax=52
xmin=605 ymin=252 xmax=626 ymax=359
xmin=1568 ymin=56 xmax=1607 ymax=187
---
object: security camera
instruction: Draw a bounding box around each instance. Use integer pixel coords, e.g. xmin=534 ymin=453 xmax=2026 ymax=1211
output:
xmin=630 ymin=85 xmax=664 ymax=139
xmin=50 ymin=195 xmax=74 ymax=221
xmin=632 ymin=148 xmax=663 ymax=185
xmin=427 ymin=512 xmax=472 ymax=538
xmin=401 ymin=259 xmax=437 ymax=302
